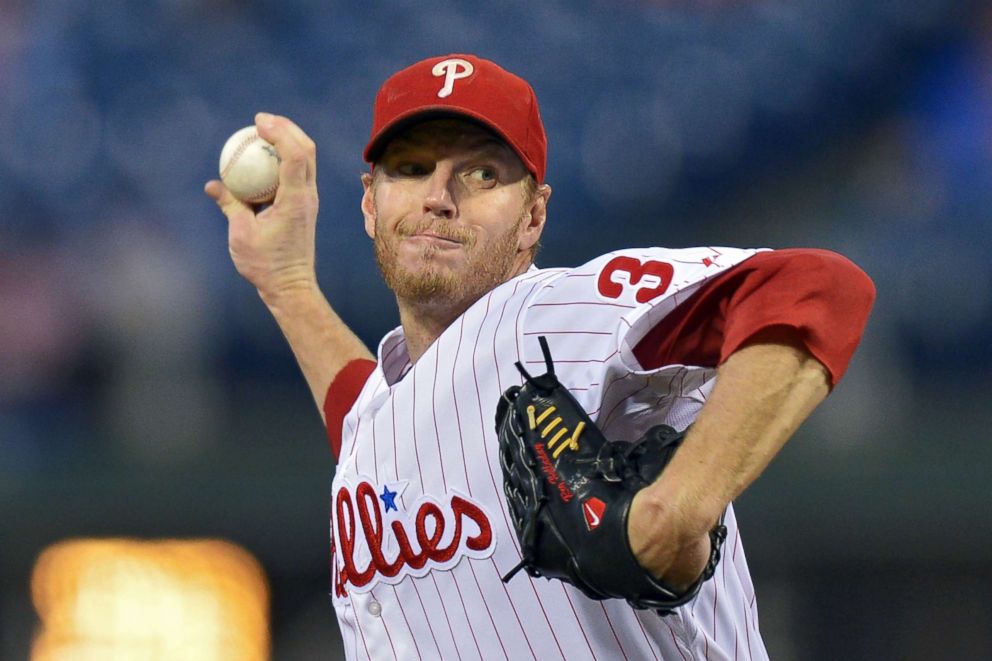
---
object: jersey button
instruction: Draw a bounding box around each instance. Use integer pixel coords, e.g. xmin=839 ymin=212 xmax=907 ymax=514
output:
xmin=368 ymin=600 xmax=382 ymax=617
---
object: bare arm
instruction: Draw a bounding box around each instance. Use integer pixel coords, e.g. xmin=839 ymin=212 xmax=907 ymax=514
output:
xmin=205 ymin=113 xmax=373 ymax=420
xmin=627 ymin=339 xmax=830 ymax=588
xmin=260 ymin=286 xmax=373 ymax=421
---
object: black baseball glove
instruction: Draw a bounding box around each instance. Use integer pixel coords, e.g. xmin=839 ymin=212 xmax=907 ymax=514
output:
xmin=496 ymin=336 xmax=727 ymax=614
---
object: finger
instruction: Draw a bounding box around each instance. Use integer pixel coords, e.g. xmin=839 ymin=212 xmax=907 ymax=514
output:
xmin=255 ymin=113 xmax=317 ymax=193
xmin=204 ymin=179 xmax=254 ymax=223
xmin=257 ymin=113 xmax=315 ymax=155
xmin=204 ymin=178 xmax=226 ymax=202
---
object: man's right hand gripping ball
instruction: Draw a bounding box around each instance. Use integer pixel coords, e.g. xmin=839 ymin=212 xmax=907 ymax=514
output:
xmin=496 ymin=336 xmax=728 ymax=614
xmin=205 ymin=113 xmax=320 ymax=301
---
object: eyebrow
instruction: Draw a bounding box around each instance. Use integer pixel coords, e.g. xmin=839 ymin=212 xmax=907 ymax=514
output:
xmin=385 ymin=134 xmax=513 ymax=160
xmin=465 ymin=140 xmax=515 ymax=160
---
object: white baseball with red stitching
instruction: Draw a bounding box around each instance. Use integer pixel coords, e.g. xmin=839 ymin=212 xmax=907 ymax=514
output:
xmin=218 ymin=125 xmax=280 ymax=204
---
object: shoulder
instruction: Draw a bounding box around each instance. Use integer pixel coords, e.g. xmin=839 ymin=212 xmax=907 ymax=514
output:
xmin=528 ymin=246 xmax=765 ymax=308
xmin=714 ymin=248 xmax=876 ymax=306
xmin=512 ymin=247 xmax=761 ymax=367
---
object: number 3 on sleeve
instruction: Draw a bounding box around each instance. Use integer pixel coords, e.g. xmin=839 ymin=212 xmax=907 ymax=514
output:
xmin=597 ymin=256 xmax=674 ymax=303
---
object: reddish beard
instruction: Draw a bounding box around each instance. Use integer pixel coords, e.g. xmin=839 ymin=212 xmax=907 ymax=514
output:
xmin=374 ymin=214 xmax=525 ymax=307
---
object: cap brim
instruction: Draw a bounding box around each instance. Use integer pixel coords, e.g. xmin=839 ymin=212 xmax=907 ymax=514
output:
xmin=363 ymin=106 xmax=539 ymax=181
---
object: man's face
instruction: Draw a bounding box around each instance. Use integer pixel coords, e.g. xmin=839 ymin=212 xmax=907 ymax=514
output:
xmin=362 ymin=119 xmax=548 ymax=310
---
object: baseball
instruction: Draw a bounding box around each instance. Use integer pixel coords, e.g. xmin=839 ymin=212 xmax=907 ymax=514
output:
xmin=218 ymin=125 xmax=280 ymax=204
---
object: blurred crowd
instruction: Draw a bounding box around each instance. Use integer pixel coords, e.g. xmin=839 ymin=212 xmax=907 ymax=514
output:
xmin=1 ymin=0 xmax=990 ymax=658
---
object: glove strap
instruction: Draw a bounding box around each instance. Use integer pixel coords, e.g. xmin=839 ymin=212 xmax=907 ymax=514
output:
xmin=513 ymin=335 xmax=559 ymax=393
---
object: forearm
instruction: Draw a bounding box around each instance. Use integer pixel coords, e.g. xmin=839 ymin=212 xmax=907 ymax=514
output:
xmin=661 ymin=340 xmax=828 ymax=524
xmin=629 ymin=340 xmax=830 ymax=582
xmin=261 ymin=284 xmax=374 ymax=421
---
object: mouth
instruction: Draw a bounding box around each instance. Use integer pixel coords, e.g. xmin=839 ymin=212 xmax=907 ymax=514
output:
xmin=405 ymin=232 xmax=463 ymax=249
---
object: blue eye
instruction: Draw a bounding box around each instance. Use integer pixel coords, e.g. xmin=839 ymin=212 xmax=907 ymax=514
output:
xmin=468 ymin=167 xmax=496 ymax=183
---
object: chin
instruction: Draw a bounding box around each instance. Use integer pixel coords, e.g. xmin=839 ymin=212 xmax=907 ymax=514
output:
xmin=386 ymin=266 xmax=461 ymax=301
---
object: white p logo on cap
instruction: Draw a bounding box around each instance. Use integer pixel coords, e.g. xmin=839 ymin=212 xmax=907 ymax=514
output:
xmin=432 ymin=58 xmax=474 ymax=98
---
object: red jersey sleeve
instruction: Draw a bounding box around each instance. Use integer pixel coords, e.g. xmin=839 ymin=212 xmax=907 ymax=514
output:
xmin=323 ymin=358 xmax=377 ymax=460
xmin=632 ymin=249 xmax=875 ymax=386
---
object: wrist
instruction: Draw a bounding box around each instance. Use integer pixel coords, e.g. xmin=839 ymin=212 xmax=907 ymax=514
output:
xmin=627 ymin=485 xmax=724 ymax=590
xmin=258 ymin=276 xmax=322 ymax=312
xmin=628 ymin=488 xmax=691 ymax=558
xmin=637 ymin=478 xmax=725 ymax=539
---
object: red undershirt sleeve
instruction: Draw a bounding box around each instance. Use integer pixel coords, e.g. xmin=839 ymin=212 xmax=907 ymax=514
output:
xmin=323 ymin=358 xmax=377 ymax=461
xmin=632 ymin=249 xmax=875 ymax=386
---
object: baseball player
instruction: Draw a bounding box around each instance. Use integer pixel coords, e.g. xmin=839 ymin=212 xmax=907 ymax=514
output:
xmin=206 ymin=54 xmax=874 ymax=660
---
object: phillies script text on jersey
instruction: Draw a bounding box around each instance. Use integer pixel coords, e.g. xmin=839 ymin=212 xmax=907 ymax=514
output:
xmin=334 ymin=479 xmax=496 ymax=598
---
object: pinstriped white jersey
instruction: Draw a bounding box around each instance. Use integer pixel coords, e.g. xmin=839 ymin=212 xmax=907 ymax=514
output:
xmin=331 ymin=246 xmax=770 ymax=660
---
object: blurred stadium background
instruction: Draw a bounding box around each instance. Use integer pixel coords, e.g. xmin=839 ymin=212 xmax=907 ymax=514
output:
xmin=2 ymin=0 xmax=991 ymax=658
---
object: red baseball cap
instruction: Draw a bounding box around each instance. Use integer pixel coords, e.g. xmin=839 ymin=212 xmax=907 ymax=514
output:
xmin=363 ymin=54 xmax=547 ymax=184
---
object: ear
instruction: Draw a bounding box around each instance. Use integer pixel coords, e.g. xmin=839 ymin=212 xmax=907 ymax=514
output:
xmin=518 ymin=183 xmax=551 ymax=252
xmin=361 ymin=172 xmax=376 ymax=239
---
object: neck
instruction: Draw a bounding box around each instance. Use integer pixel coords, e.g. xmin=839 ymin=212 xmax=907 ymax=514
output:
xmin=396 ymin=298 xmax=465 ymax=364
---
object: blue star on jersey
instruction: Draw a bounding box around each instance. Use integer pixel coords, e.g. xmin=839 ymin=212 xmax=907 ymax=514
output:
xmin=380 ymin=484 xmax=398 ymax=512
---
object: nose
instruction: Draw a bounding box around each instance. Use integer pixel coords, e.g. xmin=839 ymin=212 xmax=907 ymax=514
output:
xmin=423 ymin=163 xmax=457 ymax=219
